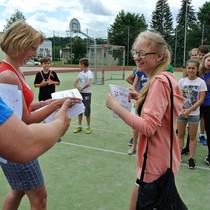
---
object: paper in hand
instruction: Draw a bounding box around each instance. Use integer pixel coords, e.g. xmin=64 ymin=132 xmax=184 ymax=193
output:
xmin=0 ymin=83 xmax=23 ymax=164
xmin=109 ymin=84 xmax=131 ymax=118
xmin=43 ymin=89 xmax=85 ymax=123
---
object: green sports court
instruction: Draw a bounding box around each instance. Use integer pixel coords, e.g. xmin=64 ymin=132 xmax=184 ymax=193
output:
xmin=0 ymin=70 xmax=209 ymax=210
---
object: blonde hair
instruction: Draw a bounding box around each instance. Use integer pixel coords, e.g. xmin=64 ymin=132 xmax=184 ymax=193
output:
xmin=199 ymin=52 xmax=210 ymax=78
xmin=189 ymin=48 xmax=198 ymax=57
xmin=132 ymin=30 xmax=171 ymax=110
xmin=1 ymin=20 xmax=45 ymax=57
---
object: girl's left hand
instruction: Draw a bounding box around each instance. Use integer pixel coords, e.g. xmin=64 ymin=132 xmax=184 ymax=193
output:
xmin=182 ymin=109 xmax=189 ymax=118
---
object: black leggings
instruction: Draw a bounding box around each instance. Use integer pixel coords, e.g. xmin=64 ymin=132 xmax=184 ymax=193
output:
xmin=200 ymin=106 xmax=210 ymax=157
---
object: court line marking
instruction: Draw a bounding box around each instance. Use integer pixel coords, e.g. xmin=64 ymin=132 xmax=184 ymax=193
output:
xmin=67 ymin=81 xmax=210 ymax=171
xmin=70 ymin=107 xmax=131 ymax=135
xmin=60 ymin=142 xmax=210 ymax=171
xmin=61 ymin=141 xmax=129 ymax=156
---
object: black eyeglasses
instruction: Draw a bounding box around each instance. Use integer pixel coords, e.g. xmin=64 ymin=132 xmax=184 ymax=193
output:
xmin=131 ymin=50 xmax=156 ymax=59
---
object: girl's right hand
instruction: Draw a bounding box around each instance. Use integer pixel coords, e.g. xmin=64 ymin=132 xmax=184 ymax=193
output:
xmin=129 ymin=88 xmax=139 ymax=100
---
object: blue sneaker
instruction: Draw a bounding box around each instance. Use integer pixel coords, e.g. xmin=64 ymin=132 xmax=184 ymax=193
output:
xmin=199 ymin=136 xmax=207 ymax=146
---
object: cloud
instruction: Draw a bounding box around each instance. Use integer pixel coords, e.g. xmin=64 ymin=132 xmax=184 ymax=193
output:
xmin=0 ymin=0 xmax=205 ymax=39
xmin=80 ymin=0 xmax=112 ymax=16
xmin=32 ymin=13 xmax=48 ymax=23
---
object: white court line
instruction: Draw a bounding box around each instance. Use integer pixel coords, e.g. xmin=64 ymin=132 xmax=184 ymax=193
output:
xmin=181 ymin=163 xmax=210 ymax=171
xmin=61 ymin=141 xmax=129 ymax=156
xmin=61 ymin=142 xmax=210 ymax=171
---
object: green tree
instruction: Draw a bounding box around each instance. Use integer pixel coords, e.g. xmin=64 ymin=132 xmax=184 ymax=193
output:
xmin=175 ymin=0 xmax=197 ymax=67
xmin=150 ymin=0 xmax=174 ymax=47
xmin=186 ymin=23 xmax=202 ymax=52
xmin=197 ymin=1 xmax=210 ymax=45
xmin=3 ymin=10 xmax=26 ymax=31
xmin=72 ymin=37 xmax=86 ymax=64
xmin=109 ymin=10 xmax=147 ymax=66
xmin=52 ymin=46 xmax=61 ymax=61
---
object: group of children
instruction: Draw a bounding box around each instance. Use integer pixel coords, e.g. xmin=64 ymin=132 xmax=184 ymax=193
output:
xmin=37 ymin=46 xmax=210 ymax=170
xmin=177 ymin=45 xmax=210 ymax=169
xmin=126 ymin=45 xmax=210 ymax=170
xmin=34 ymin=57 xmax=94 ymax=134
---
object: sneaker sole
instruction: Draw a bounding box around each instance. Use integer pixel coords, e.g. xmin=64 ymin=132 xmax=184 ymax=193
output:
xmin=182 ymin=152 xmax=189 ymax=156
xmin=188 ymin=166 xmax=195 ymax=169
xmin=128 ymin=151 xmax=136 ymax=155
xmin=205 ymin=160 xmax=210 ymax=165
xmin=74 ymin=128 xmax=82 ymax=133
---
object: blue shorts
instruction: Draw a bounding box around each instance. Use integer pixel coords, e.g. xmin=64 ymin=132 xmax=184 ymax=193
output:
xmin=177 ymin=115 xmax=200 ymax=125
xmin=0 ymin=159 xmax=44 ymax=191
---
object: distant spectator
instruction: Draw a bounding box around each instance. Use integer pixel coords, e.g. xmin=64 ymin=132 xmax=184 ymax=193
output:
xmin=189 ymin=48 xmax=198 ymax=60
xmin=34 ymin=57 xmax=60 ymax=101
xmin=177 ymin=59 xmax=207 ymax=169
xmin=197 ymin=45 xmax=209 ymax=145
xmin=73 ymin=58 xmax=94 ymax=134
xmin=199 ymin=53 xmax=210 ymax=165
xmin=198 ymin=45 xmax=209 ymax=62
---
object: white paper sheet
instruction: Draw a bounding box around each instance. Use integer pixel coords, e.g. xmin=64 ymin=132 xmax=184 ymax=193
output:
xmin=51 ymin=88 xmax=83 ymax=100
xmin=0 ymin=83 xmax=22 ymax=119
xmin=43 ymin=88 xmax=85 ymax=123
xmin=0 ymin=83 xmax=23 ymax=164
xmin=109 ymin=84 xmax=131 ymax=118
xmin=43 ymin=103 xmax=85 ymax=123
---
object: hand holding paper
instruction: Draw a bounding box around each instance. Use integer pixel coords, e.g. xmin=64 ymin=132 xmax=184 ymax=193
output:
xmin=43 ymin=89 xmax=85 ymax=123
xmin=109 ymin=84 xmax=131 ymax=118
xmin=51 ymin=89 xmax=83 ymax=100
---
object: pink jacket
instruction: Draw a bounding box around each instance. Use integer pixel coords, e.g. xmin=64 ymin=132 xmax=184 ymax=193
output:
xmin=124 ymin=72 xmax=184 ymax=183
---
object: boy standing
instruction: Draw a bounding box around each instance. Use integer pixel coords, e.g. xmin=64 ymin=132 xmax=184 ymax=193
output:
xmin=73 ymin=58 xmax=94 ymax=134
xmin=34 ymin=57 xmax=60 ymax=101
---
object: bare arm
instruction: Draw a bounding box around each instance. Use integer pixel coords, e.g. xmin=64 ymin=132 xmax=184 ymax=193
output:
xmin=0 ymin=99 xmax=72 ymax=163
xmin=48 ymin=79 xmax=60 ymax=86
xmin=0 ymin=70 xmax=81 ymax=124
xmin=126 ymin=73 xmax=134 ymax=85
xmin=34 ymin=80 xmax=48 ymax=88
xmin=78 ymin=78 xmax=91 ymax=91
xmin=182 ymin=91 xmax=206 ymax=118
xmin=74 ymin=78 xmax=80 ymax=89
xmin=132 ymin=74 xmax=139 ymax=91
xmin=23 ymin=97 xmax=80 ymax=124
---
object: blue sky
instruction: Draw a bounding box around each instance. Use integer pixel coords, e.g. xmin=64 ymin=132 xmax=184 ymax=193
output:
xmin=0 ymin=0 xmax=204 ymax=39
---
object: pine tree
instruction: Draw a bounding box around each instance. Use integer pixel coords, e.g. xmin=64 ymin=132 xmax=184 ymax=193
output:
xmin=197 ymin=1 xmax=210 ymax=45
xmin=150 ymin=0 xmax=173 ymax=47
xmin=175 ymin=0 xmax=197 ymax=66
xmin=3 ymin=10 xmax=26 ymax=31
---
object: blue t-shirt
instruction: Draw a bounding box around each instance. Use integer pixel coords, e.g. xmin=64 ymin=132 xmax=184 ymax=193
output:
xmin=0 ymin=97 xmax=13 ymax=124
xmin=201 ymin=72 xmax=210 ymax=106
xmin=136 ymin=71 xmax=148 ymax=92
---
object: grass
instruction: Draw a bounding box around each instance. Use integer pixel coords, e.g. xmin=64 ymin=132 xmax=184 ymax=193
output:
xmin=0 ymin=71 xmax=210 ymax=210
